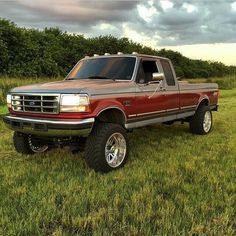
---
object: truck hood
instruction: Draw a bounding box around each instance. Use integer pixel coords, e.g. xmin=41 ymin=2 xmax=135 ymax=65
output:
xmin=10 ymin=79 xmax=135 ymax=95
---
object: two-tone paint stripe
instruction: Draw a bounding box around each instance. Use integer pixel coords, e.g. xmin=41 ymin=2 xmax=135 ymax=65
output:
xmin=128 ymin=106 xmax=196 ymax=118
xmin=125 ymin=111 xmax=196 ymax=129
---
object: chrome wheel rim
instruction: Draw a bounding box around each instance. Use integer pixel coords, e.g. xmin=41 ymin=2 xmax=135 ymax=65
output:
xmin=105 ymin=133 xmax=127 ymax=168
xmin=28 ymin=137 xmax=48 ymax=153
xmin=203 ymin=111 xmax=212 ymax=133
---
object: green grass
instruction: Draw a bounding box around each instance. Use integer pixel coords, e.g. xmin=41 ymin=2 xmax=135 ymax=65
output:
xmin=0 ymin=85 xmax=236 ymax=235
xmin=0 ymin=106 xmax=7 ymax=115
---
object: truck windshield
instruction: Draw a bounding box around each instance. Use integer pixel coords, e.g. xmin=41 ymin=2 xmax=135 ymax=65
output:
xmin=68 ymin=57 xmax=136 ymax=81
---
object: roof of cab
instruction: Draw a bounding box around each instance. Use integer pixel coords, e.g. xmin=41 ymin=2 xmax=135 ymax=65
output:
xmin=84 ymin=53 xmax=169 ymax=61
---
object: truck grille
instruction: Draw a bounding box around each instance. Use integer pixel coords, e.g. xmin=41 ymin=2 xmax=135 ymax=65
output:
xmin=11 ymin=94 xmax=59 ymax=114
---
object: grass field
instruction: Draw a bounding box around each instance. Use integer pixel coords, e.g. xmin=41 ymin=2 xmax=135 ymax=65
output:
xmin=0 ymin=80 xmax=236 ymax=235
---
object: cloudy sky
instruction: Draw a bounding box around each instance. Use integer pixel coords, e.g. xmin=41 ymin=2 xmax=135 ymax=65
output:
xmin=1 ymin=0 xmax=236 ymax=65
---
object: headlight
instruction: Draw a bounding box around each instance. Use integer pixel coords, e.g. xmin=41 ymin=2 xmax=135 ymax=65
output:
xmin=60 ymin=94 xmax=90 ymax=112
xmin=6 ymin=94 xmax=12 ymax=108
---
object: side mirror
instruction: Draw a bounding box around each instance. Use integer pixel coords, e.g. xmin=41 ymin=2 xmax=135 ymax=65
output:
xmin=152 ymin=72 xmax=164 ymax=81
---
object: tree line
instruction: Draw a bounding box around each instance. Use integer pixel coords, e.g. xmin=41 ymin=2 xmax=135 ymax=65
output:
xmin=0 ymin=18 xmax=236 ymax=78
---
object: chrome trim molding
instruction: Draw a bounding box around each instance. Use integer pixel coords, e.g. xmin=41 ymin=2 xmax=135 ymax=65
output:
xmin=125 ymin=111 xmax=195 ymax=129
xmin=180 ymin=105 xmax=196 ymax=110
xmin=4 ymin=115 xmax=95 ymax=125
xmin=137 ymin=109 xmax=165 ymax=117
xmin=166 ymin=108 xmax=180 ymax=112
xmin=128 ymin=114 xmax=136 ymax=118
xmin=128 ymin=108 xmax=180 ymax=118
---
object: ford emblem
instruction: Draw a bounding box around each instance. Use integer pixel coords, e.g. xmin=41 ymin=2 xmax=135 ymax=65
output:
xmin=29 ymin=101 xmax=35 ymax=106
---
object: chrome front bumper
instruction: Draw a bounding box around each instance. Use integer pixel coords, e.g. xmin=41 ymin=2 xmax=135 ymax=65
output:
xmin=3 ymin=115 xmax=94 ymax=137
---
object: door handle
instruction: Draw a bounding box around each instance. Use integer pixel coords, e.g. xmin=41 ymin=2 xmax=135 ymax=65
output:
xmin=160 ymin=87 xmax=166 ymax=91
xmin=148 ymin=85 xmax=167 ymax=99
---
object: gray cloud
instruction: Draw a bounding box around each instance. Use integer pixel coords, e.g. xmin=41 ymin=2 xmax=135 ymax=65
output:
xmin=132 ymin=0 xmax=236 ymax=45
xmin=0 ymin=0 xmax=236 ymax=46
xmin=0 ymin=0 xmax=139 ymax=25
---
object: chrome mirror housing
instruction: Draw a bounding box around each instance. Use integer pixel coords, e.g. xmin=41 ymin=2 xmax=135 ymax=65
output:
xmin=152 ymin=72 xmax=164 ymax=81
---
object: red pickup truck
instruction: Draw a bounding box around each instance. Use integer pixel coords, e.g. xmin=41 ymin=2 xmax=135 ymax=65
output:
xmin=4 ymin=53 xmax=219 ymax=172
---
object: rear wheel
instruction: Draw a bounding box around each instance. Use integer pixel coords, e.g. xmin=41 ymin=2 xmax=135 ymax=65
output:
xmin=85 ymin=123 xmax=128 ymax=172
xmin=13 ymin=132 xmax=48 ymax=154
xmin=189 ymin=106 xmax=212 ymax=135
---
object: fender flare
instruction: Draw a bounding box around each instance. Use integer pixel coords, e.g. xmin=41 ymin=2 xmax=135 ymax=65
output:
xmin=96 ymin=106 xmax=127 ymax=123
xmin=195 ymin=95 xmax=210 ymax=111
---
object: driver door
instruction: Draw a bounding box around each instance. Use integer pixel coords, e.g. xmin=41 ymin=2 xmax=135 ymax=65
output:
xmin=134 ymin=59 xmax=167 ymax=119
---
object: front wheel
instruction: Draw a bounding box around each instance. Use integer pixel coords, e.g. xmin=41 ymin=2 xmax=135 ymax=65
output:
xmin=13 ymin=132 xmax=48 ymax=154
xmin=85 ymin=123 xmax=128 ymax=172
xmin=189 ymin=106 xmax=213 ymax=135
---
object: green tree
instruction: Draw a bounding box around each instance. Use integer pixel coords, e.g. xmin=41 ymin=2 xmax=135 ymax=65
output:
xmin=0 ymin=18 xmax=235 ymax=78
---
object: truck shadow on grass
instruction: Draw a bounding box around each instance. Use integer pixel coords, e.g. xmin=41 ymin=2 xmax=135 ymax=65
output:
xmin=23 ymin=122 xmax=198 ymax=173
xmin=18 ymin=117 xmax=225 ymax=176
xmin=129 ymin=123 xmax=192 ymax=148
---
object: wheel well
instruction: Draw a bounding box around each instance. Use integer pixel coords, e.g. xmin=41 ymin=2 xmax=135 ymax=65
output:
xmin=96 ymin=108 xmax=126 ymax=126
xmin=197 ymin=98 xmax=209 ymax=109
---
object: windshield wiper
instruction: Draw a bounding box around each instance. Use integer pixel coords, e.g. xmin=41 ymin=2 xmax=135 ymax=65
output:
xmin=66 ymin=76 xmax=117 ymax=81
xmin=87 ymin=76 xmax=115 ymax=81
xmin=66 ymin=77 xmax=77 ymax=80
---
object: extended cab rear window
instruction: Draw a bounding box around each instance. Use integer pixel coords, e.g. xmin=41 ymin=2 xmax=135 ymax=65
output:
xmin=160 ymin=60 xmax=176 ymax=86
xmin=68 ymin=57 xmax=136 ymax=81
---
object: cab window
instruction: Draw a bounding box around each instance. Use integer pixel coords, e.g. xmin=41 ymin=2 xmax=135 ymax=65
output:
xmin=160 ymin=60 xmax=175 ymax=86
xmin=137 ymin=60 xmax=158 ymax=84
